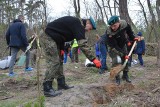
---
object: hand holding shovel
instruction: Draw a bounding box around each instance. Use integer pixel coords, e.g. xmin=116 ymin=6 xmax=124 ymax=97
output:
xmin=110 ymin=40 xmax=137 ymax=80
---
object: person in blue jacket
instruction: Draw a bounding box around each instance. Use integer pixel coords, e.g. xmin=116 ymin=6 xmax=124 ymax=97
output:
xmin=6 ymin=15 xmax=33 ymax=77
xmin=136 ymin=32 xmax=145 ymax=66
xmin=64 ymin=42 xmax=72 ymax=63
xmin=95 ymin=34 xmax=108 ymax=74
xmin=95 ymin=35 xmax=101 ymax=60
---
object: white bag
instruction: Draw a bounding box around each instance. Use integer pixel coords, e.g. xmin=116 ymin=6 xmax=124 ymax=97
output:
xmin=85 ymin=59 xmax=95 ymax=67
xmin=0 ymin=56 xmax=11 ymax=69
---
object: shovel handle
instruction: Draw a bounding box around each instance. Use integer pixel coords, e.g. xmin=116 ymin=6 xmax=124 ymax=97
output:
xmin=123 ymin=41 xmax=137 ymax=66
xmin=128 ymin=41 xmax=137 ymax=57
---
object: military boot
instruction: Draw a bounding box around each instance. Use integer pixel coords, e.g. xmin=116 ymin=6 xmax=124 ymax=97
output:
xmin=57 ymin=77 xmax=74 ymax=90
xmin=115 ymin=75 xmax=121 ymax=85
xmin=122 ymin=71 xmax=131 ymax=83
xmin=43 ymin=81 xmax=62 ymax=97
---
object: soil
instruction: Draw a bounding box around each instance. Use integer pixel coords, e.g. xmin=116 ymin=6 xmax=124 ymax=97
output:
xmin=0 ymin=55 xmax=160 ymax=107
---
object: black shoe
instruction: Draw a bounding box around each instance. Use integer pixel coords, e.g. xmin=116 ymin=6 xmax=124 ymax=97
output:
xmin=58 ymin=84 xmax=74 ymax=90
xmin=57 ymin=77 xmax=74 ymax=90
xmin=43 ymin=81 xmax=62 ymax=97
xmin=44 ymin=89 xmax=62 ymax=97
xmin=122 ymin=71 xmax=131 ymax=83
xmin=115 ymin=75 xmax=120 ymax=85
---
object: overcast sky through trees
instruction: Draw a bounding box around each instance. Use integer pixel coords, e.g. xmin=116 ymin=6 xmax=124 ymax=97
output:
xmin=47 ymin=0 xmax=147 ymax=24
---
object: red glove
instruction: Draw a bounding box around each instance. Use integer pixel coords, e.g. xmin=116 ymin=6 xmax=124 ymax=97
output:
xmin=93 ymin=59 xmax=101 ymax=68
xmin=60 ymin=50 xmax=64 ymax=56
xmin=125 ymin=55 xmax=129 ymax=59
xmin=127 ymin=42 xmax=131 ymax=46
xmin=134 ymin=37 xmax=139 ymax=41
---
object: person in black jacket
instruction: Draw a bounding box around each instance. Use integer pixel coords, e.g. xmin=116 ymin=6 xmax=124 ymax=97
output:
xmin=41 ymin=16 xmax=101 ymax=97
xmin=106 ymin=15 xmax=138 ymax=85
xmin=6 ymin=15 xmax=33 ymax=77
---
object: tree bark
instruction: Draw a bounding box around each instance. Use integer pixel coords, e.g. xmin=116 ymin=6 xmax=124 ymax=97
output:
xmin=101 ymin=0 xmax=108 ymax=21
xmin=155 ymin=0 xmax=160 ymax=66
xmin=108 ymin=0 xmax=112 ymax=16
xmin=73 ymin=0 xmax=80 ymax=18
xmin=95 ymin=0 xmax=104 ymax=22
xmin=147 ymin=0 xmax=158 ymax=42
xmin=118 ymin=0 xmax=137 ymax=32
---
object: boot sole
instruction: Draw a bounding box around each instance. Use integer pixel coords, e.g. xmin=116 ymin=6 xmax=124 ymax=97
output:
xmin=44 ymin=92 xmax=62 ymax=97
xmin=58 ymin=86 xmax=74 ymax=90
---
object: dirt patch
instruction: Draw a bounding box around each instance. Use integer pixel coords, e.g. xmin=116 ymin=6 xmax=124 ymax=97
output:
xmin=0 ymin=56 xmax=160 ymax=107
xmin=0 ymin=78 xmax=37 ymax=101
xmin=89 ymin=83 xmax=135 ymax=106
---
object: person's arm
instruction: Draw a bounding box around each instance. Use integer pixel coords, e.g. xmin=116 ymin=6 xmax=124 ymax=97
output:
xmin=126 ymin=24 xmax=135 ymax=41
xmin=142 ymin=40 xmax=145 ymax=53
xmin=6 ymin=27 xmax=10 ymax=45
xmin=107 ymin=34 xmax=127 ymax=56
xmin=20 ymin=24 xmax=28 ymax=47
xmin=78 ymin=39 xmax=95 ymax=61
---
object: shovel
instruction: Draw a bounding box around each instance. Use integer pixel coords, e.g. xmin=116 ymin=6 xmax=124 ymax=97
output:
xmin=110 ymin=40 xmax=137 ymax=80
xmin=17 ymin=36 xmax=37 ymax=66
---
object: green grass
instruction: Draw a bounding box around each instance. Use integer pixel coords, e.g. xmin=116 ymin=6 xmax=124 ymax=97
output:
xmin=0 ymin=101 xmax=20 ymax=107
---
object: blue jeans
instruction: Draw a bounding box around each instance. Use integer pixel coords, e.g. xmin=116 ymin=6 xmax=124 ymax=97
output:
xmin=138 ymin=54 xmax=143 ymax=65
xmin=64 ymin=51 xmax=72 ymax=63
xmin=100 ymin=43 xmax=107 ymax=70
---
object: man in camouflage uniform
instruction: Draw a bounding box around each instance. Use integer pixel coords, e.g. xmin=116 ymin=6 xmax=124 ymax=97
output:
xmin=41 ymin=16 xmax=101 ymax=97
xmin=106 ymin=16 xmax=138 ymax=85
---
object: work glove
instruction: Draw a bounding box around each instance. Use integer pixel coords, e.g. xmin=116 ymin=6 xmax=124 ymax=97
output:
xmin=127 ymin=42 xmax=131 ymax=46
xmin=60 ymin=50 xmax=64 ymax=56
xmin=125 ymin=55 xmax=129 ymax=60
xmin=134 ymin=37 xmax=139 ymax=41
xmin=93 ymin=59 xmax=101 ymax=68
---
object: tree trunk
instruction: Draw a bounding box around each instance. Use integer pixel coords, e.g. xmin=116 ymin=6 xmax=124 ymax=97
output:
xmin=156 ymin=0 xmax=160 ymax=25
xmin=118 ymin=0 xmax=137 ymax=32
xmin=95 ymin=0 xmax=104 ymax=22
xmin=73 ymin=0 xmax=80 ymax=18
xmin=101 ymin=0 xmax=108 ymax=21
xmin=147 ymin=0 xmax=158 ymax=42
xmin=108 ymin=0 xmax=112 ymax=16
xmin=155 ymin=0 xmax=160 ymax=66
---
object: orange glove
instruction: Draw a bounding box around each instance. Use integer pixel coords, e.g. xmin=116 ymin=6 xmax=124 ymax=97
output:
xmin=60 ymin=50 xmax=64 ymax=56
xmin=134 ymin=37 xmax=139 ymax=41
xmin=93 ymin=59 xmax=101 ymax=68
xmin=127 ymin=42 xmax=131 ymax=46
xmin=125 ymin=55 xmax=129 ymax=59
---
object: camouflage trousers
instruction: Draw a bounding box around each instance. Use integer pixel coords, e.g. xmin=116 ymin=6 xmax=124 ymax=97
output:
xmin=41 ymin=36 xmax=64 ymax=82
xmin=109 ymin=46 xmax=129 ymax=72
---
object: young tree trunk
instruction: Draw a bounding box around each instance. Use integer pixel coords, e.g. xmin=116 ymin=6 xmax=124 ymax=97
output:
xmin=73 ymin=0 xmax=80 ymax=18
xmin=157 ymin=40 xmax=160 ymax=67
xmin=155 ymin=0 xmax=160 ymax=66
xmin=147 ymin=0 xmax=158 ymax=42
xmin=108 ymin=0 xmax=113 ymax=16
xmin=95 ymin=0 xmax=104 ymax=22
xmin=101 ymin=0 xmax=108 ymax=21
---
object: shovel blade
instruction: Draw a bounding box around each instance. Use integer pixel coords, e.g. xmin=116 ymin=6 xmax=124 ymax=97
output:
xmin=109 ymin=64 xmax=124 ymax=80
xmin=17 ymin=55 xmax=26 ymax=66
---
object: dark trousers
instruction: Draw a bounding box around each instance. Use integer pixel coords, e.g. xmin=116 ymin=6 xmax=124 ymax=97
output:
xmin=138 ymin=54 xmax=143 ymax=65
